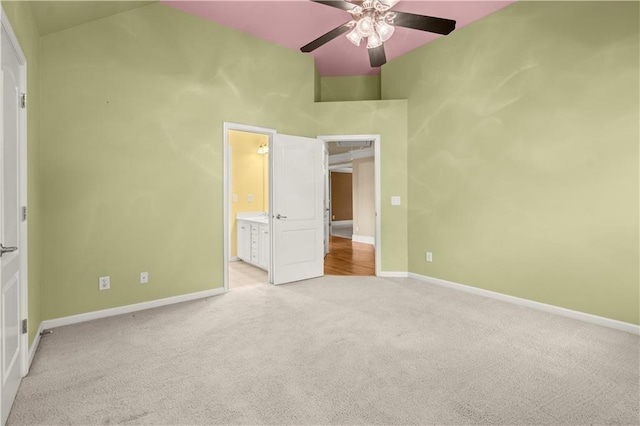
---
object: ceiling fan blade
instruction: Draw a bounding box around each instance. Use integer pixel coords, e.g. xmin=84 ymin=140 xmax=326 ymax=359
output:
xmin=368 ymin=44 xmax=386 ymax=67
xmin=311 ymin=0 xmax=357 ymax=11
xmin=392 ymin=11 xmax=456 ymax=35
xmin=301 ymin=22 xmax=352 ymax=53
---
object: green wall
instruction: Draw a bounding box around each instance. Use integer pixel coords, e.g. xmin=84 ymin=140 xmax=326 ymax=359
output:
xmin=320 ymin=75 xmax=381 ymax=102
xmin=39 ymin=3 xmax=408 ymax=319
xmin=382 ymin=1 xmax=639 ymax=324
xmin=3 ymin=1 xmax=43 ymax=346
xmin=10 ymin=0 xmax=636 ymax=327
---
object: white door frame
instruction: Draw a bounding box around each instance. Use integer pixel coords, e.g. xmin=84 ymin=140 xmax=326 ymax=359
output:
xmin=0 ymin=4 xmax=29 ymax=420
xmin=223 ymin=122 xmax=276 ymax=292
xmin=318 ymin=134 xmax=381 ymax=277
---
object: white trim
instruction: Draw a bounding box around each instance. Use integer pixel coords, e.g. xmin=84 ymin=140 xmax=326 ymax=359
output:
xmin=229 ymin=257 xmax=240 ymax=262
xmin=27 ymin=321 xmax=43 ymax=372
xmin=318 ymin=134 xmax=381 ymax=277
xmin=331 ymin=220 xmax=352 ymax=226
xmin=378 ymin=271 xmax=409 ymax=278
xmin=223 ymin=122 xmax=276 ymax=292
xmin=43 ymin=287 xmax=226 ymax=330
xmin=408 ymin=272 xmax=640 ymax=336
xmin=352 ymin=235 xmax=375 ymax=245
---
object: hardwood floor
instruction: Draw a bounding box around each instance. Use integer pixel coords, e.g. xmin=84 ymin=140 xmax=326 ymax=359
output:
xmin=324 ymin=235 xmax=375 ymax=276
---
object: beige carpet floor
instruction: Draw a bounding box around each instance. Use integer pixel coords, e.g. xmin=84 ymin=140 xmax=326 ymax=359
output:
xmin=8 ymin=276 xmax=640 ymax=425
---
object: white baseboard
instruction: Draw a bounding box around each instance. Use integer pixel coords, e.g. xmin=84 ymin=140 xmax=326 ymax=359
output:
xmin=229 ymin=257 xmax=240 ymax=262
xmin=352 ymin=235 xmax=375 ymax=245
xmin=27 ymin=321 xmax=44 ymax=371
xmin=378 ymin=271 xmax=409 ymax=278
xmin=42 ymin=287 xmax=226 ymax=330
xmin=408 ymin=272 xmax=640 ymax=335
xmin=331 ymin=220 xmax=353 ymax=226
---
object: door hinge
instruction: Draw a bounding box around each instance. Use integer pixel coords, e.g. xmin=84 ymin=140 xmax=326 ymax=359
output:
xmin=20 ymin=93 xmax=26 ymax=109
xmin=21 ymin=206 xmax=27 ymax=221
xmin=21 ymin=319 xmax=27 ymax=334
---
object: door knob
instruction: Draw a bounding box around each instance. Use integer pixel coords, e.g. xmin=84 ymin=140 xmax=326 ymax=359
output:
xmin=0 ymin=244 xmax=18 ymax=257
xmin=276 ymin=214 xmax=287 ymax=220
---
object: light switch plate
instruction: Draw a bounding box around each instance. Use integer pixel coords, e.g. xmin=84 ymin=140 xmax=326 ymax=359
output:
xmin=232 ymin=194 xmax=238 ymax=202
xmin=248 ymin=194 xmax=254 ymax=203
xmin=391 ymin=196 xmax=401 ymax=206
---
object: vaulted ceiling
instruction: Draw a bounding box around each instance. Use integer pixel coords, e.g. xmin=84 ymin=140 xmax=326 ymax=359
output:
xmin=163 ymin=1 xmax=515 ymax=76
xmin=27 ymin=1 xmax=515 ymax=76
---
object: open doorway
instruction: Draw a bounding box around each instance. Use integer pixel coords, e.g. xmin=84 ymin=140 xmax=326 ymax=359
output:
xmin=224 ymin=125 xmax=273 ymax=290
xmin=320 ymin=136 xmax=380 ymax=277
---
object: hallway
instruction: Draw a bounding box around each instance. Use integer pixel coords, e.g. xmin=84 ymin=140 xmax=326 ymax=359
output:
xmin=324 ymin=235 xmax=375 ymax=276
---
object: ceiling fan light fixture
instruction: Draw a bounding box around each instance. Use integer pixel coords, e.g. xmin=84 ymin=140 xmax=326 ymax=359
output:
xmin=346 ymin=28 xmax=363 ymax=46
xmin=366 ymin=32 xmax=382 ymax=49
xmin=376 ymin=20 xmax=395 ymax=42
xmin=356 ymin=16 xmax=375 ymax=37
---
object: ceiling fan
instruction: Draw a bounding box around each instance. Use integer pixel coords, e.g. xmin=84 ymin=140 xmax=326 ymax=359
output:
xmin=300 ymin=0 xmax=456 ymax=68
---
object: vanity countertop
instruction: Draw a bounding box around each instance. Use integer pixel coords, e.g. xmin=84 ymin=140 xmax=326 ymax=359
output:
xmin=237 ymin=212 xmax=269 ymax=225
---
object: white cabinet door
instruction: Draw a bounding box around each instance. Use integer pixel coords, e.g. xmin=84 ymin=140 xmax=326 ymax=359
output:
xmin=237 ymin=221 xmax=251 ymax=261
xmin=258 ymin=225 xmax=269 ymax=269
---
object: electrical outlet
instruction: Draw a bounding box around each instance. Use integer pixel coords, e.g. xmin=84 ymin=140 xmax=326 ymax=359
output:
xmin=391 ymin=196 xmax=401 ymax=206
xmin=140 ymin=272 xmax=149 ymax=284
xmin=248 ymin=193 xmax=254 ymax=203
xmin=232 ymin=194 xmax=238 ymax=202
xmin=426 ymin=252 xmax=433 ymax=262
xmin=99 ymin=276 xmax=110 ymax=290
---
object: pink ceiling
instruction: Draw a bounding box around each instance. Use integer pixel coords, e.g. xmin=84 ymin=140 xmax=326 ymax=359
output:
xmin=161 ymin=0 xmax=515 ymax=76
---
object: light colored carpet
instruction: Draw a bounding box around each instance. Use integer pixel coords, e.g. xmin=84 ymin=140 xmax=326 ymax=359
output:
xmin=331 ymin=224 xmax=352 ymax=239
xmin=9 ymin=276 xmax=640 ymax=425
xmin=229 ymin=260 xmax=268 ymax=288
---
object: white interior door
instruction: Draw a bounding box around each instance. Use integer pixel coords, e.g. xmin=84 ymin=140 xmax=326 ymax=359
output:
xmin=271 ymin=134 xmax=323 ymax=285
xmin=1 ymin=23 xmax=24 ymax=426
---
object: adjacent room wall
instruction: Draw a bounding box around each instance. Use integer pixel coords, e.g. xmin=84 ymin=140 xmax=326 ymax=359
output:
xmin=320 ymin=75 xmax=381 ymax=102
xmin=3 ymin=1 xmax=43 ymax=347
xmin=330 ymin=171 xmax=352 ymax=222
xmin=38 ymin=3 xmax=409 ymax=319
xmin=38 ymin=3 xmax=317 ymax=319
xmin=229 ymin=130 xmax=268 ymax=258
xmin=352 ymin=157 xmax=375 ymax=240
xmin=382 ymin=1 xmax=640 ymax=324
